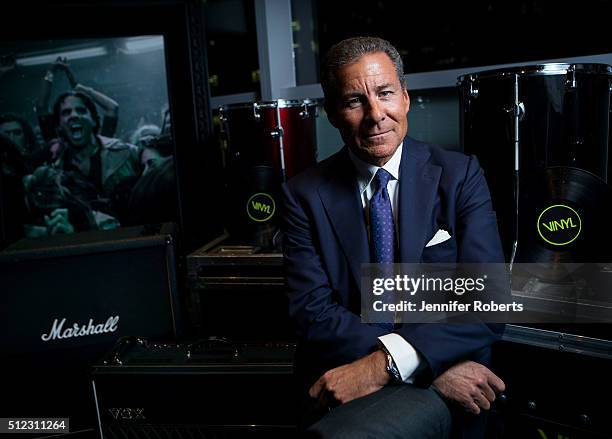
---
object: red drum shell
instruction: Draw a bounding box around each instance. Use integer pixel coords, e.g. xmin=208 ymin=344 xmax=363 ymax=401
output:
xmin=220 ymin=99 xmax=318 ymax=180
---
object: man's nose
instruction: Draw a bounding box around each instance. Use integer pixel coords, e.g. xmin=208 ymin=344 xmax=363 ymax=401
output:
xmin=365 ymin=98 xmax=385 ymax=122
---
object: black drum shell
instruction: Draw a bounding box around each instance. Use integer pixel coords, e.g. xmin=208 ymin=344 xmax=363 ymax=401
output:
xmin=459 ymin=64 xmax=612 ymax=260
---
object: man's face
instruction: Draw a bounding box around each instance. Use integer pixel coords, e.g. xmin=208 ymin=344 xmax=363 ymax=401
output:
xmin=58 ymin=96 xmax=95 ymax=149
xmin=0 ymin=121 xmax=26 ymax=154
xmin=327 ymin=52 xmax=410 ymax=166
xmin=141 ymin=147 xmax=162 ymax=176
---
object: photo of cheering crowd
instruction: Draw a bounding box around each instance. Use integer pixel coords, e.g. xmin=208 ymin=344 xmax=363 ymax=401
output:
xmin=0 ymin=36 xmax=177 ymax=248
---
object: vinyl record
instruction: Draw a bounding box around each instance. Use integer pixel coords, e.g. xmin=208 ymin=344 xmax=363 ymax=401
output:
xmin=514 ymin=166 xmax=612 ymax=264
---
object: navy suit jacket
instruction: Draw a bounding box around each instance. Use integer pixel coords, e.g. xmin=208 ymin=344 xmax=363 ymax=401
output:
xmin=282 ymin=136 xmax=505 ymax=388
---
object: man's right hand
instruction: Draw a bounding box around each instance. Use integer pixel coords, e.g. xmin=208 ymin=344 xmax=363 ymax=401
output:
xmin=44 ymin=208 xmax=75 ymax=235
xmin=51 ymin=56 xmax=69 ymax=72
xmin=432 ymin=360 xmax=505 ymax=415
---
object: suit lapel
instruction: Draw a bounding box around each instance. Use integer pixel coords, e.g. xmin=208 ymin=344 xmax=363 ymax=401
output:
xmin=398 ymin=137 xmax=442 ymax=262
xmin=318 ymin=148 xmax=369 ymax=287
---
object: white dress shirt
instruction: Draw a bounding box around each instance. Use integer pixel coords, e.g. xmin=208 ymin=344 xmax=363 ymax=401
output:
xmin=348 ymin=142 xmax=422 ymax=383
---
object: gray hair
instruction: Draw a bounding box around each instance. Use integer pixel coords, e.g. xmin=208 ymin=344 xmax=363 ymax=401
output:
xmin=130 ymin=124 xmax=161 ymax=147
xmin=320 ymin=36 xmax=406 ymax=102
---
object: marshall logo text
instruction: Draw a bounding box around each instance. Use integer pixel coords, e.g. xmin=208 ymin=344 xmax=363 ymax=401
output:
xmin=41 ymin=315 xmax=120 ymax=341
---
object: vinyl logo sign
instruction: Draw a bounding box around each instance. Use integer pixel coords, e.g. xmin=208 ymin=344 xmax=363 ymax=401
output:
xmin=537 ymin=204 xmax=582 ymax=246
xmin=246 ymin=192 xmax=276 ymax=222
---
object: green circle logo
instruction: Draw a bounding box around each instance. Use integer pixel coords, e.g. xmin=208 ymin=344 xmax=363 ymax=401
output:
xmin=536 ymin=204 xmax=581 ymax=246
xmin=246 ymin=192 xmax=276 ymax=222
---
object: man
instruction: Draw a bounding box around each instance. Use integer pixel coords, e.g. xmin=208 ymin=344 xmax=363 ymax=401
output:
xmin=126 ymin=132 xmax=177 ymax=226
xmin=36 ymin=57 xmax=120 ymax=143
xmin=50 ymin=91 xmax=139 ymax=192
xmin=24 ymin=91 xmax=139 ymax=236
xmin=0 ymin=114 xmax=47 ymax=244
xmin=0 ymin=113 xmax=47 ymax=171
xmin=0 ymin=131 xmax=30 ymax=246
xmin=282 ymin=37 xmax=506 ymax=438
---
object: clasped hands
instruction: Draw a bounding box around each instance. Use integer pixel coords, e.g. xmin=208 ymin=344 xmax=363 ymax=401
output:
xmin=309 ymin=350 xmax=505 ymax=415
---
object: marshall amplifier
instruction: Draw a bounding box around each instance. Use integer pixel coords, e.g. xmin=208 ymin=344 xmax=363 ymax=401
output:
xmin=0 ymin=224 xmax=182 ymax=432
xmin=92 ymin=337 xmax=298 ymax=439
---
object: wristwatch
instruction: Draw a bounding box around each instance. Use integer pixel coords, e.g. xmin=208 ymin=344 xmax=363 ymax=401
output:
xmin=382 ymin=348 xmax=402 ymax=383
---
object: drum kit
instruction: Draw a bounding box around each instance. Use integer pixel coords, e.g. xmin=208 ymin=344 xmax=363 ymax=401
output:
xmin=214 ymin=62 xmax=612 ymax=269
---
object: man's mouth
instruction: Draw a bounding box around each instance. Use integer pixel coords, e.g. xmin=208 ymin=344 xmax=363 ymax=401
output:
xmin=365 ymin=130 xmax=391 ymax=139
xmin=70 ymin=123 xmax=84 ymax=140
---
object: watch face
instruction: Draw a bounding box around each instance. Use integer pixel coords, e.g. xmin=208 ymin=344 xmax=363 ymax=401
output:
xmin=386 ymin=353 xmax=402 ymax=382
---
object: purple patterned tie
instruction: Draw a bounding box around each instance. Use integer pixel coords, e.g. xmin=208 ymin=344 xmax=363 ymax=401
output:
xmin=370 ymin=168 xmax=395 ymax=263
xmin=370 ymin=168 xmax=396 ymax=331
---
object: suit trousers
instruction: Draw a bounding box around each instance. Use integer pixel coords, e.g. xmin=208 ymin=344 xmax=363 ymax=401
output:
xmin=303 ymin=384 xmax=452 ymax=439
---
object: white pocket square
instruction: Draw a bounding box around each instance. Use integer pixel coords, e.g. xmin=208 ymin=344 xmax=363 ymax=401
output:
xmin=425 ymin=229 xmax=451 ymax=247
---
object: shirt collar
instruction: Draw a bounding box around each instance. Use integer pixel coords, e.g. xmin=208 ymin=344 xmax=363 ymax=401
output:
xmin=348 ymin=142 xmax=403 ymax=194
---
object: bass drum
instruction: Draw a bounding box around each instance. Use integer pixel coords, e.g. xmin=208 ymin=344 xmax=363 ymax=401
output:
xmin=459 ymin=63 xmax=612 ymax=261
xmin=217 ymin=99 xmax=318 ymax=248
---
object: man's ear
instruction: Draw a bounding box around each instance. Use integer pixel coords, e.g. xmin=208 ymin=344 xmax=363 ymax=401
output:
xmin=403 ymin=88 xmax=410 ymax=114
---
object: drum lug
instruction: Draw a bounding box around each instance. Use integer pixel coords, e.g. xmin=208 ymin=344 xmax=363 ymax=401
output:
xmin=467 ymin=75 xmax=479 ymax=98
xmin=270 ymin=127 xmax=284 ymax=139
xmin=299 ymin=102 xmax=308 ymax=119
xmin=516 ymin=102 xmax=525 ymax=121
xmin=504 ymin=102 xmax=525 ymax=121
xmin=566 ymin=66 xmax=577 ymax=89
xmin=299 ymin=101 xmax=316 ymax=119
xmin=218 ymin=106 xmax=227 ymax=123
xmin=253 ymin=102 xmax=261 ymax=121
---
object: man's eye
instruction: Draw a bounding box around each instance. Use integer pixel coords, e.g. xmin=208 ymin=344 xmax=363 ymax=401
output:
xmin=344 ymin=97 xmax=361 ymax=107
xmin=379 ymin=90 xmax=393 ymax=97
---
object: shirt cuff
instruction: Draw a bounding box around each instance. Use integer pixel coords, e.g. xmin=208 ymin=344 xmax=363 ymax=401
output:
xmin=378 ymin=333 xmax=421 ymax=383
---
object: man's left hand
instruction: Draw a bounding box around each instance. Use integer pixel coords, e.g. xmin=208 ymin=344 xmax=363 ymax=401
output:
xmin=432 ymin=360 xmax=505 ymax=415
xmin=309 ymin=350 xmax=390 ymax=407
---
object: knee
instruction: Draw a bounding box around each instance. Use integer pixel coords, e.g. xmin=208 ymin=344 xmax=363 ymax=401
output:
xmin=305 ymin=396 xmax=452 ymax=439
xmin=305 ymin=424 xmax=367 ymax=439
